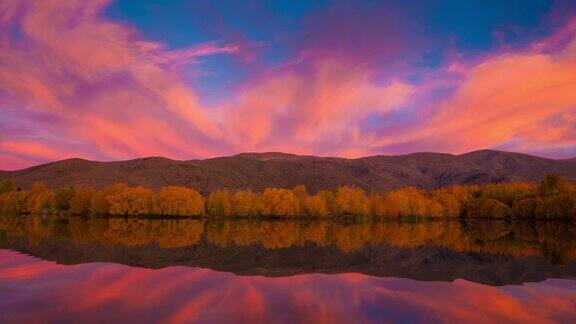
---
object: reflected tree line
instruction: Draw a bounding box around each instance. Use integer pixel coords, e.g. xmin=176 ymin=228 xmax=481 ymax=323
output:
xmin=1 ymin=215 xmax=575 ymax=264
xmin=0 ymin=174 xmax=575 ymax=219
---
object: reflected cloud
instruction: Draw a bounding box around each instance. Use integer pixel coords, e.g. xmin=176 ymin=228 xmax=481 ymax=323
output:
xmin=1 ymin=249 xmax=576 ymax=322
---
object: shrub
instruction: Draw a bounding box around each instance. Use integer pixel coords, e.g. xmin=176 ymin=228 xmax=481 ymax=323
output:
xmin=464 ymin=198 xmax=512 ymax=219
xmin=511 ymin=197 xmax=537 ymax=218
xmin=535 ymin=194 xmax=576 ymax=219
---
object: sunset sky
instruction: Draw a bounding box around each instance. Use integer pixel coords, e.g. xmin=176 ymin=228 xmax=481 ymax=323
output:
xmin=1 ymin=0 xmax=576 ymax=170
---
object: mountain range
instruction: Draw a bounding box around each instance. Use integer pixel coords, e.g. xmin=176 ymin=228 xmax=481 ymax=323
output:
xmin=1 ymin=149 xmax=576 ymax=193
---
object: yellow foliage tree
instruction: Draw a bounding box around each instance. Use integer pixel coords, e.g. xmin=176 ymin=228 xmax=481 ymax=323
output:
xmin=26 ymin=182 xmax=55 ymax=214
xmin=55 ymin=187 xmax=75 ymax=210
xmin=260 ymin=187 xmax=299 ymax=216
xmin=335 ymin=186 xmax=370 ymax=216
xmin=382 ymin=187 xmax=431 ymax=217
xmin=206 ymin=189 xmax=232 ymax=217
xmin=70 ymin=186 xmax=96 ymax=214
xmin=0 ymin=191 xmax=27 ymax=215
xmin=0 ymin=180 xmax=15 ymax=194
xmin=317 ymin=190 xmax=337 ymax=215
xmin=232 ymin=190 xmax=260 ymax=217
xmin=90 ymin=183 xmax=128 ymax=214
xmin=292 ymin=185 xmax=309 ymax=214
xmin=304 ymin=195 xmax=329 ymax=217
xmin=155 ymin=186 xmax=204 ymax=216
xmin=108 ymin=186 xmax=154 ymax=215
xmin=369 ymin=192 xmax=386 ymax=217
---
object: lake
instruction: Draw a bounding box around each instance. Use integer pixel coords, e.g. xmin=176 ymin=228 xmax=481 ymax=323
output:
xmin=1 ymin=215 xmax=576 ymax=322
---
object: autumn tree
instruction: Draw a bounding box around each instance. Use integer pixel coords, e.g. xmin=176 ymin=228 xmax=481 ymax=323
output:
xmin=381 ymin=187 xmax=429 ymax=217
xmin=535 ymin=195 xmax=576 ymax=219
xmin=206 ymin=188 xmax=232 ymax=217
xmin=260 ymin=187 xmax=299 ymax=216
xmin=368 ymin=192 xmax=386 ymax=217
xmin=539 ymin=174 xmax=570 ymax=197
xmin=304 ymin=195 xmax=329 ymax=217
xmin=464 ymin=198 xmax=512 ymax=219
xmin=478 ymin=182 xmax=536 ymax=206
xmin=429 ymin=190 xmax=461 ymax=218
xmin=511 ymin=197 xmax=537 ymax=218
xmin=232 ymin=190 xmax=260 ymax=217
xmin=108 ymin=185 xmax=154 ymax=215
xmin=90 ymin=183 xmax=128 ymax=214
xmin=0 ymin=191 xmax=27 ymax=215
xmin=55 ymin=187 xmax=75 ymax=210
xmin=335 ymin=186 xmax=370 ymax=216
xmin=317 ymin=190 xmax=337 ymax=215
xmin=292 ymin=185 xmax=309 ymax=214
xmin=155 ymin=186 xmax=204 ymax=216
xmin=70 ymin=186 xmax=96 ymax=214
xmin=26 ymin=182 xmax=55 ymax=214
xmin=0 ymin=180 xmax=15 ymax=194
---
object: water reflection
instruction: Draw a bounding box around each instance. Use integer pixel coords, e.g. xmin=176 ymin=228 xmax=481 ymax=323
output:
xmin=1 ymin=215 xmax=576 ymax=285
xmin=1 ymin=249 xmax=576 ymax=323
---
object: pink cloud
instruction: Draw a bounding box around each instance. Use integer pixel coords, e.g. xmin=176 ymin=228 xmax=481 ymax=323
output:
xmin=0 ymin=0 xmax=576 ymax=170
xmin=1 ymin=250 xmax=576 ymax=322
xmin=222 ymin=60 xmax=413 ymax=154
xmin=0 ymin=0 xmax=232 ymax=167
xmin=373 ymin=22 xmax=576 ymax=155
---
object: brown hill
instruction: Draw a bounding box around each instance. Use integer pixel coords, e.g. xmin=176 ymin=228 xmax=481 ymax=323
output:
xmin=1 ymin=149 xmax=575 ymax=193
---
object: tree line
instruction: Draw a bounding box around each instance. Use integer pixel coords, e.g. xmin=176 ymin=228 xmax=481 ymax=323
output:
xmin=0 ymin=174 xmax=575 ymax=219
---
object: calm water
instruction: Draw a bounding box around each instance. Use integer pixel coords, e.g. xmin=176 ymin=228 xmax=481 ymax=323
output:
xmin=1 ymin=215 xmax=576 ymax=323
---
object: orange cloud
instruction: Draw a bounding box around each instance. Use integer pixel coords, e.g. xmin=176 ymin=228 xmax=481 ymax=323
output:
xmin=376 ymin=22 xmax=576 ymax=154
xmin=1 ymin=249 xmax=576 ymax=323
xmin=224 ymin=60 xmax=413 ymax=152
xmin=0 ymin=0 xmax=229 ymax=167
xmin=1 ymin=0 xmax=576 ymax=170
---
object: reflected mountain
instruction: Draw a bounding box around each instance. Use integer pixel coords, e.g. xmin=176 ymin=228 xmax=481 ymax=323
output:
xmin=1 ymin=215 xmax=575 ymax=286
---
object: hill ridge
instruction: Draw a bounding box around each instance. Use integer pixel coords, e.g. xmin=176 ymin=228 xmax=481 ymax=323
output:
xmin=1 ymin=150 xmax=575 ymax=193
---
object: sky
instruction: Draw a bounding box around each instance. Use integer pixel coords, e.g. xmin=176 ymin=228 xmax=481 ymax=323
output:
xmin=1 ymin=0 xmax=576 ymax=170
